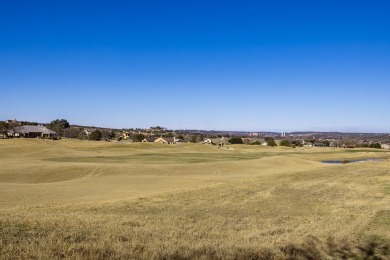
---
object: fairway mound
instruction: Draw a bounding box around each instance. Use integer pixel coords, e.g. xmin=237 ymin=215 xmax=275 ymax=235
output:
xmin=0 ymin=166 xmax=91 ymax=184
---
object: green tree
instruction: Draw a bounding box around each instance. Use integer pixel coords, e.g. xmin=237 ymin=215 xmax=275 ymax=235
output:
xmin=369 ymin=143 xmax=382 ymax=149
xmin=49 ymin=119 xmax=70 ymax=129
xmin=265 ymin=137 xmax=277 ymax=147
xmin=190 ymin=136 xmax=197 ymax=143
xmin=323 ymin=140 xmax=331 ymax=147
xmin=280 ymin=140 xmax=292 ymax=147
xmin=0 ymin=122 xmax=9 ymax=138
xmin=250 ymin=141 xmax=261 ymax=145
xmin=228 ymin=137 xmax=244 ymax=144
xmin=165 ymin=132 xmax=174 ymax=137
xmin=292 ymin=140 xmax=303 ymax=147
xmin=177 ymin=134 xmax=184 ymax=140
xmin=89 ymin=130 xmax=102 ymax=141
xmin=49 ymin=119 xmax=70 ymax=136
xmin=132 ymin=134 xmax=145 ymax=142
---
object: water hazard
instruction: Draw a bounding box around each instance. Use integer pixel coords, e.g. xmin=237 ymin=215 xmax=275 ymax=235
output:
xmin=322 ymin=158 xmax=381 ymax=164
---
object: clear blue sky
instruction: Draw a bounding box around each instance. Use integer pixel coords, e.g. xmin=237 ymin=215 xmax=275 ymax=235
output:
xmin=1 ymin=1 xmax=389 ymax=132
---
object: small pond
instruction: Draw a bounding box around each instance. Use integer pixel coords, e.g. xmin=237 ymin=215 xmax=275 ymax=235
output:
xmin=322 ymin=158 xmax=381 ymax=164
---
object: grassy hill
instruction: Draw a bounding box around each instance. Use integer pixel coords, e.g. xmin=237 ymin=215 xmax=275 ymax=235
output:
xmin=1 ymin=139 xmax=390 ymax=258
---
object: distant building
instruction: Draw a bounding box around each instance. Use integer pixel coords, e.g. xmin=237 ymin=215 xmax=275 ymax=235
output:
xmin=121 ymin=131 xmax=131 ymax=140
xmin=142 ymin=137 xmax=157 ymax=143
xmin=204 ymin=138 xmax=213 ymax=144
xmin=154 ymin=137 xmax=176 ymax=144
xmin=83 ymin=129 xmax=91 ymax=136
xmin=203 ymin=137 xmax=230 ymax=146
xmin=381 ymin=144 xmax=390 ymax=149
xmin=8 ymin=125 xmax=58 ymax=139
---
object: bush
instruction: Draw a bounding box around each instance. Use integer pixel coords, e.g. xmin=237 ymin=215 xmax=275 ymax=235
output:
xmin=369 ymin=143 xmax=382 ymax=149
xmin=190 ymin=136 xmax=197 ymax=143
xmin=251 ymin=141 xmax=261 ymax=145
xmin=228 ymin=137 xmax=244 ymax=144
xmin=132 ymin=134 xmax=145 ymax=142
xmin=280 ymin=140 xmax=292 ymax=147
xmin=265 ymin=137 xmax=277 ymax=147
xmin=89 ymin=130 xmax=102 ymax=141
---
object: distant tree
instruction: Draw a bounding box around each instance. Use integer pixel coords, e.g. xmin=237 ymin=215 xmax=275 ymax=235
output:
xmin=265 ymin=137 xmax=277 ymax=147
xmin=107 ymin=130 xmax=115 ymax=139
xmin=89 ymin=130 xmax=102 ymax=141
xmin=100 ymin=129 xmax=115 ymax=140
xmin=132 ymin=133 xmax=145 ymax=142
xmin=243 ymin=138 xmax=251 ymax=144
xmin=49 ymin=119 xmax=70 ymax=129
xmin=280 ymin=140 xmax=292 ymax=147
xmin=49 ymin=119 xmax=70 ymax=136
xmin=7 ymin=121 xmax=19 ymax=129
xmin=190 ymin=136 xmax=197 ymax=143
xmin=228 ymin=137 xmax=244 ymax=144
xmin=292 ymin=140 xmax=303 ymax=147
xmin=63 ymin=127 xmax=82 ymax=138
xmin=251 ymin=141 xmax=261 ymax=145
xmin=0 ymin=122 xmax=9 ymax=138
xmin=165 ymin=132 xmax=174 ymax=137
xmin=19 ymin=121 xmax=38 ymax=126
xmin=369 ymin=143 xmax=382 ymax=149
xmin=177 ymin=134 xmax=184 ymax=140
xmin=198 ymin=135 xmax=204 ymax=142
xmin=323 ymin=140 xmax=331 ymax=147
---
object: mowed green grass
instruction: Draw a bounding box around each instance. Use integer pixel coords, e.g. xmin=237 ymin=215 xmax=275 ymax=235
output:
xmin=1 ymin=139 xmax=390 ymax=259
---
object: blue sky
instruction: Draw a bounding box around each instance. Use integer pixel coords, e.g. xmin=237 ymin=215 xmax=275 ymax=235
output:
xmin=1 ymin=1 xmax=389 ymax=132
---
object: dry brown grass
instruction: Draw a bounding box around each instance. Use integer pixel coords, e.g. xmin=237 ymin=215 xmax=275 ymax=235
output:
xmin=1 ymin=139 xmax=390 ymax=259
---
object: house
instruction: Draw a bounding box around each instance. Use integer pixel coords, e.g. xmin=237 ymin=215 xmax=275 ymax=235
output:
xmin=154 ymin=137 xmax=176 ymax=144
xmin=203 ymin=137 xmax=230 ymax=146
xmin=9 ymin=125 xmax=58 ymax=139
xmin=381 ymin=144 xmax=390 ymax=149
xmin=175 ymin=138 xmax=186 ymax=143
xmin=204 ymin=138 xmax=213 ymax=144
xmin=142 ymin=137 xmax=157 ymax=143
xmin=83 ymin=129 xmax=91 ymax=136
xmin=6 ymin=129 xmax=19 ymax=138
xmin=216 ymin=137 xmax=230 ymax=147
xmin=0 ymin=132 xmax=9 ymax=139
xmin=121 ymin=131 xmax=131 ymax=140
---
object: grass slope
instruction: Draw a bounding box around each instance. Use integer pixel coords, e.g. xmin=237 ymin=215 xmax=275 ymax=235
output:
xmin=1 ymin=139 xmax=390 ymax=259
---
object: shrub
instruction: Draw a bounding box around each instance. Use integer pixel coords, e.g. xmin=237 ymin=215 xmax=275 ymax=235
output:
xmin=190 ymin=136 xmax=197 ymax=143
xmin=89 ymin=130 xmax=102 ymax=141
xmin=228 ymin=137 xmax=244 ymax=144
xmin=132 ymin=134 xmax=145 ymax=142
xmin=265 ymin=137 xmax=277 ymax=147
xmin=369 ymin=143 xmax=382 ymax=149
xmin=280 ymin=140 xmax=292 ymax=147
